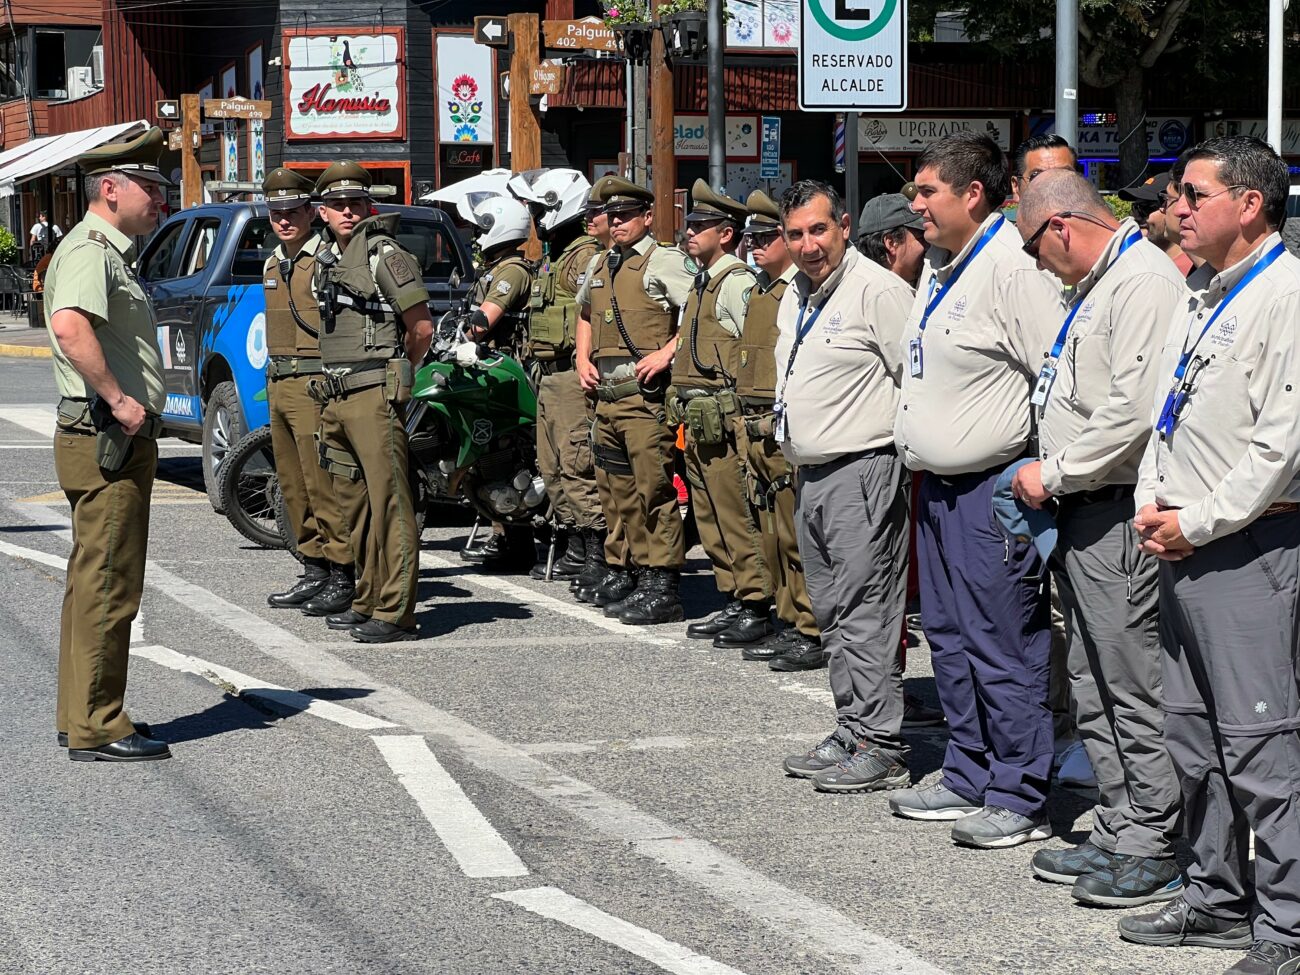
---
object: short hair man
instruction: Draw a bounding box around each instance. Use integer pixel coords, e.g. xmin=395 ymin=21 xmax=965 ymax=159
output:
xmin=775 ymin=180 xmax=916 ymax=794
xmin=1014 ymin=169 xmax=1186 ymax=906
xmin=891 ymin=131 xmax=1065 ymax=846
xmin=857 ymin=192 xmax=927 ymax=287
xmin=1011 ymin=134 xmax=1079 ymax=205
xmin=1120 ymin=136 xmax=1300 ymax=975
xmin=45 ymin=127 xmax=173 ymax=761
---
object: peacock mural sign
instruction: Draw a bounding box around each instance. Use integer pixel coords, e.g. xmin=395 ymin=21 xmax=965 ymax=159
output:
xmin=283 ymin=29 xmax=406 ymax=141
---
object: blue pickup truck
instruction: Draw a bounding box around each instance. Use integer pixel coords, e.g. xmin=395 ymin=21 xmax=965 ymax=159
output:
xmin=136 ymin=201 xmax=472 ymax=511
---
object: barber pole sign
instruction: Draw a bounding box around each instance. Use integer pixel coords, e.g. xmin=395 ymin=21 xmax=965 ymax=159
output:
xmin=833 ymin=114 xmax=847 ymax=173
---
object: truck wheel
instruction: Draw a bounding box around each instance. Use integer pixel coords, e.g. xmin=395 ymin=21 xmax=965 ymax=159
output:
xmin=202 ymin=381 xmax=246 ymax=513
xmin=219 ymin=426 xmax=287 ymax=551
xmin=274 ymin=490 xmax=304 ymax=563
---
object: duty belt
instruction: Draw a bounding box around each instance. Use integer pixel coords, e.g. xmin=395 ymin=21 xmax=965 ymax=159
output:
xmin=316 ymin=360 xmax=389 ymax=400
xmin=595 ymin=378 xmax=641 ymax=402
xmin=267 ymin=356 xmax=323 ymax=379
xmin=528 ymin=355 xmax=575 ymax=376
xmin=56 ymin=396 xmax=163 ymax=439
xmin=740 ymin=396 xmax=776 ymax=415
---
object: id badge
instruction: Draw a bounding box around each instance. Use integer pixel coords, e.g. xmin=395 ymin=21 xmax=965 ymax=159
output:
xmin=1156 ymin=388 xmax=1182 ymax=437
xmin=1030 ymin=363 xmax=1056 ymax=407
xmin=773 ymin=402 xmax=787 ymax=443
xmin=908 ymin=338 xmax=924 ymax=378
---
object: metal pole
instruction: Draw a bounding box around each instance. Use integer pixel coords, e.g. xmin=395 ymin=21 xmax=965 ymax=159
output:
xmin=633 ymin=62 xmax=649 ymax=185
xmin=1268 ymin=0 xmax=1285 ymax=154
xmin=844 ymin=112 xmax=859 ymax=238
xmin=1055 ymin=0 xmax=1078 ymax=149
xmin=625 ymin=58 xmax=634 ymax=178
xmin=707 ymin=0 xmax=725 ymax=190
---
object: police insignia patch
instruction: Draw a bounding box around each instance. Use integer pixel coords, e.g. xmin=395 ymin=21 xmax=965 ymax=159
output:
xmin=604 ymin=310 xmax=614 ymax=323
xmin=384 ymin=253 xmax=415 ymax=287
xmin=684 ymin=256 xmax=699 ymax=274
xmin=496 ymin=280 xmax=512 ymax=295
xmin=742 ymin=285 xmax=753 ymax=305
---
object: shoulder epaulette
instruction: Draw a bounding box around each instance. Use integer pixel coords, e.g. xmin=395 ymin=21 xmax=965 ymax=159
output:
xmin=86 ymin=230 xmax=108 ymax=247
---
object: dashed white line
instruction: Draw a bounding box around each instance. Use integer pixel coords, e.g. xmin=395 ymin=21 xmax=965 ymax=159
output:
xmin=372 ymin=734 xmax=529 ymax=878
xmin=493 ymin=886 xmax=750 ymax=975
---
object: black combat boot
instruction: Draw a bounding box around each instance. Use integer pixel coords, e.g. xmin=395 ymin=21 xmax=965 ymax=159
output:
xmin=531 ymin=527 xmax=586 ymax=581
xmin=301 ymin=564 xmax=357 ymax=617
xmin=571 ymin=528 xmax=609 ymax=597
xmin=618 ymin=569 xmax=685 ymax=625
xmin=596 ymin=568 xmax=641 ymax=612
xmin=268 ymin=558 xmax=330 ymax=608
xmin=685 ymin=599 xmax=743 ymax=639
xmin=712 ymin=600 xmax=775 ymax=647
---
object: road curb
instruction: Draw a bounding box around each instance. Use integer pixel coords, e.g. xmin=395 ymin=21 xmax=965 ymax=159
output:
xmin=0 ymin=343 xmax=51 ymax=359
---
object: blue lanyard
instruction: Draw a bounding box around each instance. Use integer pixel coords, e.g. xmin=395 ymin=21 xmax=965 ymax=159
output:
xmin=1047 ymin=229 xmax=1143 ymax=360
xmin=778 ymin=299 xmax=824 ymax=393
xmin=1171 ymin=240 xmax=1285 ymax=382
xmin=916 ymin=215 xmax=1005 ymax=336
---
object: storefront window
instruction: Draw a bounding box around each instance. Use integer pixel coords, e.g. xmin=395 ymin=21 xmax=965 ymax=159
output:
xmin=726 ymin=0 xmax=798 ymax=49
xmin=0 ymin=32 xmax=25 ymax=99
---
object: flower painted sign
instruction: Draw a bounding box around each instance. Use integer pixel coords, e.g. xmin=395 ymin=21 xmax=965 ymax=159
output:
xmin=283 ymin=29 xmax=406 ymax=140
xmin=435 ymin=34 xmax=495 ymax=145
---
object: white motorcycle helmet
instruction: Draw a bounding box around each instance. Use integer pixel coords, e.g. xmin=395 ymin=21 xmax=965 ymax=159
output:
xmin=469 ymin=193 xmax=532 ymax=253
xmin=508 ymin=168 xmax=592 ymax=233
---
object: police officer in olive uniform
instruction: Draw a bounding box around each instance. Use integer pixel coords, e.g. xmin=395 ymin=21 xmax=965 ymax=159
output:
xmin=669 ymin=180 xmax=771 ymax=646
xmin=311 ymin=162 xmax=433 ymax=643
xmin=731 ymin=190 xmax=822 ymax=665
xmin=259 ymin=168 xmax=355 ymax=613
xmin=574 ymin=177 xmax=696 ymax=624
xmin=46 ymin=127 xmax=172 ymax=761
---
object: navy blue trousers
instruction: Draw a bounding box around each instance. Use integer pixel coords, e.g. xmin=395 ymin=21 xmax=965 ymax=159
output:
xmin=917 ymin=467 xmax=1053 ymax=817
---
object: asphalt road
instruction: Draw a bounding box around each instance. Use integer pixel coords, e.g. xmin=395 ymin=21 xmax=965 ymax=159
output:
xmin=0 ymin=355 xmax=1229 ymax=975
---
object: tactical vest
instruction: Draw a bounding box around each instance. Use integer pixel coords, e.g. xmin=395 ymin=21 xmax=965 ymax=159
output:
xmin=736 ymin=272 xmax=792 ymax=404
xmin=471 ymin=253 xmax=534 ymax=352
xmin=526 ymin=235 xmax=598 ymax=362
xmin=317 ymin=213 xmax=404 ymax=367
xmin=264 ymin=244 xmax=322 ymax=357
xmin=671 ymin=262 xmax=755 ymax=391
xmin=590 ymin=241 xmax=674 ymax=361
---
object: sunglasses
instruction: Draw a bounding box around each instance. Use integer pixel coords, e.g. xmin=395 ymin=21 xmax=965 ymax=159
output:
xmin=1022 ymin=210 xmax=1118 ymax=256
xmin=1173 ymin=182 xmax=1247 ymax=209
xmin=608 ymin=208 xmax=648 ymax=224
xmin=323 ymin=196 xmax=368 ymax=211
xmin=686 ymin=219 xmax=725 ymax=235
xmin=744 ymin=230 xmax=781 ymax=245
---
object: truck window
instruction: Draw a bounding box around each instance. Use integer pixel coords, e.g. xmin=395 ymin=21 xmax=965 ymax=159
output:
xmin=138 ymin=220 xmax=187 ymax=281
xmin=231 ymin=219 xmax=276 ymax=282
xmin=179 ymin=217 xmax=223 ymax=277
xmin=393 ymin=221 xmax=457 ymax=280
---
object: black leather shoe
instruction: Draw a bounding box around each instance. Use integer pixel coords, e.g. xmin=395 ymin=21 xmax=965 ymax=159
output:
xmin=69 ymin=732 xmax=171 ymax=763
xmin=713 ymin=602 xmax=775 ymax=647
xmin=685 ymin=600 xmax=743 ymax=639
xmin=59 ymin=722 xmax=152 ymax=749
xmin=327 ymin=609 xmax=370 ymax=630
xmin=768 ymin=634 xmax=828 ymax=671
xmin=741 ymin=628 xmax=798 ymax=662
xmin=1118 ymin=897 xmax=1251 ymax=949
xmin=301 ymin=565 xmax=357 ymax=617
xmin=268 ymin=561 xmax=330 ymax=608
xmin=351 ymin=619 xmax=419 ymax=643
xmin=591 ymin=569 xmax=637 ymax=608
xmin=619 ymin=569 xmax=685 ymax=625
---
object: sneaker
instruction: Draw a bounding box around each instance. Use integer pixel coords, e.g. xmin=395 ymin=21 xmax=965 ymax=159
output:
xmin=951 ymin=805 xmax=1052 ymax=849
xmin=902 ymin=693 xmax=945 ymax=728
xmin=1118 ymin=896 xmax=1253 ymax=949
xmin=888 ymin=781 xmax=982 ymax=821
xmin=812 ymin=747 xmax=910 ymax=793
xmin=1031 ymin=841 xmax=1114 ymax=885
xmin=783 ymin=730 xmax=854 ymax=779
xmin=1072 ymin=854 xmax=1185 ymax=907
xmin=1056 ymin=740 xmax=1098 ymax=789
xmin=1225 ymin=941 xmax=1300 ymax=975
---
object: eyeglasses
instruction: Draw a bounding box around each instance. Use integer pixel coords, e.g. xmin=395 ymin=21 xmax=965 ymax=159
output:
xmin=744 ymin=230 xmax=781 ymax=246
xmin=1174 ymin=182 xmax=1247 ymax=209
xmin=1021 ymin=210 xmax=1119 ymax=256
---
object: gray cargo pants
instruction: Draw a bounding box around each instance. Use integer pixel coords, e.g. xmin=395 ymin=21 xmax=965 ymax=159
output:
xmin=1159 ymin=511 xmax=1300 ymax=947
xmin=1051 ymin=494 xmax=1180 ymax=857
xmin=795 ymin=447 xmax=910 ymax=761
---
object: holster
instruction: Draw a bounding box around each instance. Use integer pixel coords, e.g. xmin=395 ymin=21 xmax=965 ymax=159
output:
xmin=385 ymin=358 xmax=413 ymax=405
xmin=86 ymin=398 xmax=162 ymax=473
xmin=743 ymin=411 xmax=776 ymax=441
xmin=317 ymin=433 xmax=362 ymax=481
xmin=593 ymin=441 xmax=633 ymax=476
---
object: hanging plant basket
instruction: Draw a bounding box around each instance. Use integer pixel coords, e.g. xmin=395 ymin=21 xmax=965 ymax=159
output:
xmin=611 ymin=21 xmax=653 ymax=64
xmin=660 ymin=10 xmax=707 ymax=60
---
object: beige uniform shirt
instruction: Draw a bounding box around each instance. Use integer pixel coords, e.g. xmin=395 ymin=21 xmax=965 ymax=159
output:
xmin=1038 ymin=219 xmax=1187 ymax=494
xmin=773 ymin=246 xmax=913 ymax=466
xmin=1135 ymin=232 xmax=1300 ymax=546
xmin=45 ymin=211 xmax=165 ymax=413
xmin=895 ymin=213 xmax=1064 ymax=476
xmin=686 ymin=252 xmax=755 ymax=339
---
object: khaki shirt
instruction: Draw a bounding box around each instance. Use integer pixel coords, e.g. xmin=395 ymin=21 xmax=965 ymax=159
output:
xmin=774 ymin=246 xmax=913 ymax=466
xmin=268 ymin=231 xmax=322 ymax=268
xmin=895 ymin=213 xmax=1064 ymax=476
xmin=474 ymin=252 xmax=532 ymax=314
xmin=574 ymin=235 xmax=695 ymax=312
xmin=1135 ymin=232 xmax=1300 ymax=546
xmin=688 ymin=252 xmax=754 ymax=339
xmin=45 ymin=211 xmax=165 ymax=413
xmin=1038 ymin=219 xmax=1187 ymax=494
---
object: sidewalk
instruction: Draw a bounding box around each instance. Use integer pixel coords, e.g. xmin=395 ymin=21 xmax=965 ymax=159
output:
xmin=0 ymin=310 xmax=52 ymax=358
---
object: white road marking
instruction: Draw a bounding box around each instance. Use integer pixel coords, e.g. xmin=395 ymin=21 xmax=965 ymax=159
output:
xmin=372 ymin=735 xmax=529 ymax=879
xmin=493 ymin=886 xmax=749 ymax=975
xmin=0 ymin=406 xmax=55 ymax=438
xmin=772 ymin=678 xmax=835 ymax=708
xmin=0 ymin=443 xmax=198 ymax=450
xmin=0 ymin=538 xmax=66 ymax=568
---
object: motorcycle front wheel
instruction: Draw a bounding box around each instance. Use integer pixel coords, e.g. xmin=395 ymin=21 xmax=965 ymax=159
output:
xmin=219 ymin=426 xmax=288 ymax=551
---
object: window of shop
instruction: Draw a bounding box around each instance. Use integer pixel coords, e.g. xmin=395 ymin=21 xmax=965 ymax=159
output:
xmin=33 ymin=30 xmax=67 ymax=99
xmin=0 ymin=32 xmax=25 ymax=99
xmin=725 ymin=0 xmax=799 ymax=49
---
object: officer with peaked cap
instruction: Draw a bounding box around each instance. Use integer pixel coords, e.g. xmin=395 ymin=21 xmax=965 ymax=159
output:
xmin=573 ymin=175 xmax=695 ymax=622
xmin=45 ymin=126 xmax=172 ymax=761
xmin=666 ymin=179 xmax=769 ymax=639
xmin=259 ymin=167 xmax=355 ymax=616
xmin=309 ymin=160 xmax=434 ymax=643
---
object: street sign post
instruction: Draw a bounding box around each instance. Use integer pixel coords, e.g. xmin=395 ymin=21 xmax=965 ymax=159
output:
xmin=530 ymin=64 xmax=565 ymax=96
xmin=474 ymin=16 xmax=508 ymax=47
xmin=202 ymin=98 xmax=272 ymax=121
xmin=798 ymin=0 xmax=907 ymax=112
xmin=542 ymin=17 xmax=619 ymax=52
xmin=760 ymin=116 xmax=781 ymax=180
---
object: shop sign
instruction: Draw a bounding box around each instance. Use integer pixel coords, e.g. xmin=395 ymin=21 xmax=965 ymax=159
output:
xmin=674 ymin=115 xmax=759 ymax=159
xmin=283 ymin=30 xmax=406 ymax=141
xmin=435 ymin=34 xmax=496 ymax=145
xmin=1211 ymin=118 xmax=1300 ymax=155
xmin=1075 ymin=116 xmax=1191 ymax=157
xmin=443 ymin=145 xmax=487 ymax=167
xmin=857 ymin=116 xmax=1011 ymax=152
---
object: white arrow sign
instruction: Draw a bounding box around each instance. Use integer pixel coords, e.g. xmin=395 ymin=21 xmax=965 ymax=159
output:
xmin=156 ymin=100 xmax=179 ymax=119
xmin=483 ymin=20 xmax=503 ymax=39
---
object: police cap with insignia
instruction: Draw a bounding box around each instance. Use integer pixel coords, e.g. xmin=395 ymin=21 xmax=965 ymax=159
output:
xmin=263 ymin=167 xmax=315 ymax=210
xmin=585 ymin=177 xmax=609 ymax=215
xmin=858 ymin=192 xmax=924 ymax=237
xmin=316 ymin=160 xmax=373 ymax=200
xmin=78 ymin=126 xmax=173 ymax=185
xmin=597 ymin=175 xmax=654 ymax=214
xmin=685 ymin=179 xmax=747 ymax=225
xmin=743 ymin=190 xmax=782 ymax=236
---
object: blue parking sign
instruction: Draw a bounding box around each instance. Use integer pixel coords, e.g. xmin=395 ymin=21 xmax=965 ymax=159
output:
xmin=761 ymin=116 xmax=781 ymax=180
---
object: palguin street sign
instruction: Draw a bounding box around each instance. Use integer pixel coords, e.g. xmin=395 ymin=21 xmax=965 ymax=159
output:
xmin=202 ymin=98 xmax=273 ymax=121
xmin=542 ymin=17 xmax=620 ymax=52
xmin=798 ymin=0 xmax=907 ymax=112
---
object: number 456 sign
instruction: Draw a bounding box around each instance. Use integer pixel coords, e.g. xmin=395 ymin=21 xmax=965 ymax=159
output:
xmin=798 ymin=0 xmax=908 ymax=112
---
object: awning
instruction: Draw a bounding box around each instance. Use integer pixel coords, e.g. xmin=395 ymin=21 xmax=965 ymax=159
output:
xmin=0 ymin=119 xmax=149 ymax=198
